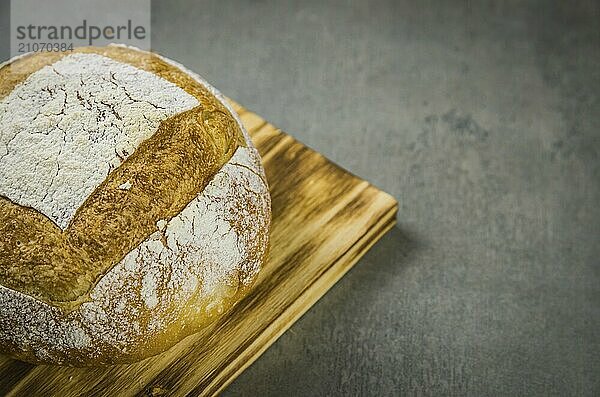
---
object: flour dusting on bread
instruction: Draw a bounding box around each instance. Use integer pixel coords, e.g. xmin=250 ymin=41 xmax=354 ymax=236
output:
xmin=0 ymin=46 xmax=270 ymax=365
xmin=0 ymin=53 xmax=198 ymax=229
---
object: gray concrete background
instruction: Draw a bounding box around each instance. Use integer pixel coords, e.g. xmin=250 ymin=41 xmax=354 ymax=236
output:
xmin=152 ymin=1 xmax=599 ymax=396
xmin=0 ymin=0 xmax=598 ymax=395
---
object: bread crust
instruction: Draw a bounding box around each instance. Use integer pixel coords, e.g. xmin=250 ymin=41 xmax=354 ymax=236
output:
xmin=0 ymin=45 xmax=271 ymax=365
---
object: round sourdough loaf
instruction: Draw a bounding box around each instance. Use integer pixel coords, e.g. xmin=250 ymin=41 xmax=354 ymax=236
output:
xmin=0 ymin=45 xmax=270 ymax=366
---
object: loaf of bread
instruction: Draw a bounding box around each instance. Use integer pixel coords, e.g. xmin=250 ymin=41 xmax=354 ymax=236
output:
xmin=0 ymin=45 xmax=271 ymax=366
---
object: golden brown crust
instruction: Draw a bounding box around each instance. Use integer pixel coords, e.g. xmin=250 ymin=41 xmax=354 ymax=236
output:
xmin=0 ymin=47 xmax=246 ymax=309
xmin=0 ymin=46 xmax=271 ymax=366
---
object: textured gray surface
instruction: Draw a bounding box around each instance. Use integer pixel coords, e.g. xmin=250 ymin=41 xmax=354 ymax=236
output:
xmin=0 ymin=0 xmax=598 ymax=395
xmin=150 ymin=1 xmax=600 ymax=396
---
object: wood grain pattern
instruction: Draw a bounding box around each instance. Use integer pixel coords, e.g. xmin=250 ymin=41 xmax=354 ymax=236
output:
xmin=0 ymin=100 xmax=398 ymax=397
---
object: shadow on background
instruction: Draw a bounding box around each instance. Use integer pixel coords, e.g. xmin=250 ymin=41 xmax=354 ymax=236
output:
xmin=223 ymin=224 xmax=424 ymax=396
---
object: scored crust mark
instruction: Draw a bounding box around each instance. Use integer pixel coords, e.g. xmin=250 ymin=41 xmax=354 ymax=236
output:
xmin=0 ymin=48 xmax=247 ymax=310
xmin=0 ymin=53 xmax=200 ymax=229
xmin=0 ymin=106 xmax=239 ymax=308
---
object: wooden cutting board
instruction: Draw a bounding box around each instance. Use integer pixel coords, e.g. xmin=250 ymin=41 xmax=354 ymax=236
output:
xmin=0 ymin=100 xmax=398 ymax=397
